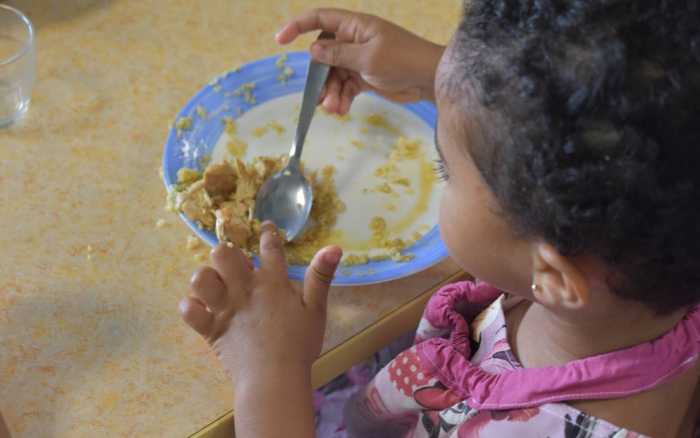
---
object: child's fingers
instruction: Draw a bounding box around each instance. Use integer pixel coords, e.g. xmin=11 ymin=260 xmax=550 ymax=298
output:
xmin=303 ymin=246 xmax=342 ymax=311
xmin=258 ymin=221 xmax=288 ymax=277
xmin=322 ymin=70 xmax=343 ymax=113
xmin=190 ymin=266 xmax=229 ymax=313
xmin=310 ymin=40 xmax=366 ymax=72
xmin=179 ymin=297 xmax=214 ymax=337
xmin=339 ymin=80 xmax=360 ymax=115
xmin=275 ymin=8 xmax=358 ymax=44
xmin=210 ymin=243 xmax=252 ymax=289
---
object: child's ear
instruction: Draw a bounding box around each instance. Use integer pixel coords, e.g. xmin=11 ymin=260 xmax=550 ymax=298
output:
xmin=531 ymin=243 xmax=590 ymax=310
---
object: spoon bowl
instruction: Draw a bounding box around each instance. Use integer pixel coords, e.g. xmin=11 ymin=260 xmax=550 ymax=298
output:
xmin=255 ymin=32 xmax=333 ymax=241
xmin=254 ymin=166 xmax=313 ymax=241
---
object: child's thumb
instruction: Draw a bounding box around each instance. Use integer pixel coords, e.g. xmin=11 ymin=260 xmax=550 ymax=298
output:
xmin=303 ymin=246 xmax=343 ymax=311
xmin=311 ymin=40 xmax=365 ymax=72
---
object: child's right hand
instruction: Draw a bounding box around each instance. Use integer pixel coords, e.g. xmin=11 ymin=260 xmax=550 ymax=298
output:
xmin=276 ymin=8 xmax=444 ymax=114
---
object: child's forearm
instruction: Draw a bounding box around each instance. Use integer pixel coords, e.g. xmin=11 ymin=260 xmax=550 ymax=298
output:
xmin=233 ymin=365 xmax=315 ymax=438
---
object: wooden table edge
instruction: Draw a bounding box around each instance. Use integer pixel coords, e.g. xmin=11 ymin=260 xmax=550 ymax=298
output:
xmin=189 ymin=269 xmax=466 ymax=438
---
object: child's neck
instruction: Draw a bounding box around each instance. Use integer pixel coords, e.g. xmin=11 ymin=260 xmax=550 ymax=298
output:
xmin=507 ymin=299 xmax=687 ymax=368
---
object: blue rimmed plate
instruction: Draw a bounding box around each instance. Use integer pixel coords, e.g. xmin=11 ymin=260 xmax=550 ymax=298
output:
xmin=162 ymin=52 xmax=447 ymax=285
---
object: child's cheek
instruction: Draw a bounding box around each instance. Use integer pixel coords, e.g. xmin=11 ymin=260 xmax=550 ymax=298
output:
xmin=438 ymin=188 xmax=459 ymax=258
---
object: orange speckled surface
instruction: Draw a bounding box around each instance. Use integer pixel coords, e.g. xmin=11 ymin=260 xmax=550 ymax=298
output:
xmin=0 ymin=1 xmax=461 ymax=436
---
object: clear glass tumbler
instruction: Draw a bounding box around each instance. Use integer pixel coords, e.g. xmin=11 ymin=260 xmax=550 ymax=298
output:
xmin=0 ymin=4 xmax=34 ymax=128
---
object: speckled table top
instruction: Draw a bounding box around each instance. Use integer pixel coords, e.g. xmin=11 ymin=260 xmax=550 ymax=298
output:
xmin=0 ymin=1 xmax=460 ymax=436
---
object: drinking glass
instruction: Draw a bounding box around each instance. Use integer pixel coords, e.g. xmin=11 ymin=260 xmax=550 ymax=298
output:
xmin=0 ymin=4 xmax=34 ymax=127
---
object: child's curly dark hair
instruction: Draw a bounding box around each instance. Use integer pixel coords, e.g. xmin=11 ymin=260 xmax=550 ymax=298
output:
xmin=451 ymin=0 xmax=700 ymax=313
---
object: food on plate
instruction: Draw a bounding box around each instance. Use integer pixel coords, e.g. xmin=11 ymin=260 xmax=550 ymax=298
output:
xmin=170 ymin=156 xmax=345 ymax=264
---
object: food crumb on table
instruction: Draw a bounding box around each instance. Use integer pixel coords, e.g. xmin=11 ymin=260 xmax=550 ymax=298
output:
xmin=186 ymin=235 xmax=202 ymax=250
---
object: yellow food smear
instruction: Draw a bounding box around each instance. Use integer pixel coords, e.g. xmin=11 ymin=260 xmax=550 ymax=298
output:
xmin=351 ymin=140 xmax=367 ymax=150
xmin=340 ymin=135 xmax=435 ymax=259
xmin=321 ymin=106 xmax=352 ymax=122
xmin=195 ymin=106 xmax=207 ymax=119
xmin=199 ymin=154 xmax=211 ymax=168
xmin=390 ymin=137 xmax=421 ymax=160
xmin=175 ymin=116 xmax=193 ymax=135
xmin=277 ymin=66 xmax=294 ymax=83
xmin=268 ymin=121 xmax=285 ymax=135
xmin=252 ymin=126 xmax=267 ymax=138
xmin=232 ymin=82 xmax=257 ymax=104
xmin=365 ymin=138 xmax=421 ymax=194
xmin=391 ymin=159 xmax=436 ymax=235
xmin=341 ymin=254 xmax=369 ymax=266
xmin=274 ymin=53 xmax=293 ymax=83
xmin=222 ymin=117 xmax=236 ymax=135
xmin=252 ymin=121 xmax=286 ymax=138
xmin=392 ymin=253 xmax=415 ymax=262
xmin=376 ymin=182 xmax=393 ymax=194
xmin=374 ymin=162 xmax=398 ymax=178
xmin=365 ymin=113 xmax=400 ymax=135
xmin=275 ymin=53 xmax=288 ymax=69
xmin=334 ymin=217 xmax=414 ymax=263
xmin=227 ymin=138 xmax=248 ymax=158
xmin=177 ymin=168 xmax=200 ymax=184
xmin=369 ymin=216 xmax=387 ymax=241
xmin=369 ymin=216 xmax=415 ymax=261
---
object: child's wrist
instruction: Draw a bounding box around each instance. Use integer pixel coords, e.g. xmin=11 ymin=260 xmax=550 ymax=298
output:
xmin=233 ymin=361 xmax=312 ymax=395
xmin=417 ymin=43 xmax=445 ymax=101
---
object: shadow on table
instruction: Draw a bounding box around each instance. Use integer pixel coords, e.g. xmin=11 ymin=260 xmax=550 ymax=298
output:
xmin=4 ymin=0 xmax=112 ymax=28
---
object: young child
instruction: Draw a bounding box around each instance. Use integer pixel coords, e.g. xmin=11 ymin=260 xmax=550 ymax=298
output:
xmin=179 ymin=3 xmax=700 ymax=437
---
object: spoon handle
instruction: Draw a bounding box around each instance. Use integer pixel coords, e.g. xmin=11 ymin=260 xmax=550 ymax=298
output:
xmin=288 ymin=31 xmax=334 ymax=168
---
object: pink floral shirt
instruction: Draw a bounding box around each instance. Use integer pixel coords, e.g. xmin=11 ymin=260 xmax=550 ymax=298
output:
xmin=346 ymin=281 xmax=700 ymax=437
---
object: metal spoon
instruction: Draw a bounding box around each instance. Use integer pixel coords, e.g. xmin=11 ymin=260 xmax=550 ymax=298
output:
xmin=254 ymin=32 xmax=334 ymax=241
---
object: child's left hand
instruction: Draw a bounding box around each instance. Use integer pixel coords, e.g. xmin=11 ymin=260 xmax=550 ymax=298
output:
xmin=179 ymin=221 xmax=343 ymax=390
